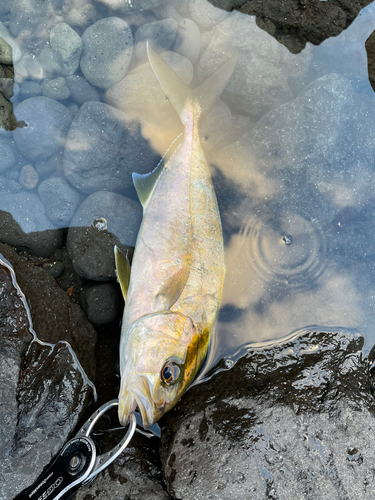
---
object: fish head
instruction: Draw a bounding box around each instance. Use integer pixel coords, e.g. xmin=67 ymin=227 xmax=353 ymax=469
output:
xmin=118 ymin=311 xmax=209 ymax=429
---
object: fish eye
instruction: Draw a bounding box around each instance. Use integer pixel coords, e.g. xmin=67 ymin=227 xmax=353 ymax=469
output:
xmin=161 ymin=361 xmax=181 ymax=386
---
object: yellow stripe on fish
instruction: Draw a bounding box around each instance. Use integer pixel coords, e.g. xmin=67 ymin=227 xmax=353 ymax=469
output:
xmin=116 ymin=44 xmax=237 ymax=429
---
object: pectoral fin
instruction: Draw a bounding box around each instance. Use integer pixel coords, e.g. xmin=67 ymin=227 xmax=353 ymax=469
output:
xmin=132 ymin=157 xmax=165 ymax=208
xmin=114 ymin=246 xmax=131 ymax=301
xmin=155 ymin=264 xmax=190 ymax=310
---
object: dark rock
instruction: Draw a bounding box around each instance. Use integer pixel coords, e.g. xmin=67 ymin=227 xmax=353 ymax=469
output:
xmin=65 ymin=74 xmax=100 ymax=105
xmin=210 ymin=0 xmax=373 ymax=54
xmin=0 ymin=192 xmax=64 ymax=256
xmin=0 ymin=242 xmax=97 ymax=380
xmin=0 ymin=250 xmax=93 ymax=499
xmin=160 ymin=330 xmax=375 ymax=499
xmin=38 ymin=176 xmax=81 ymax=226
xmin=13 ymin=96 xmax=73 ymax=160
xmin=80 ymin=281 xmax=121 ymax=324
xmin=67 ymin=191 xmax=142 ymax=280
xmin=366 ymin=29 xmax=375 ymax=92
xmin=63 ymin=101 xmax=159 ymax=193
xmin=80 ymin=17 xmax=133 ymax=89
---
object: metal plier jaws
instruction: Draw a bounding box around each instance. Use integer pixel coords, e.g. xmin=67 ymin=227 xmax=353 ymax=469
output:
xmin=14 ymin=399 xmax=136 ymax=500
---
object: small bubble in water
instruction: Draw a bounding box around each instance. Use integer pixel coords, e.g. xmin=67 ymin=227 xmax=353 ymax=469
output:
xmin=281 ymin=234 xmax=293 ymax=245
xmin=92 ymin=217 xmax=107 ymax=231
xmin=225 ymin=359 xmax=234 ymax=369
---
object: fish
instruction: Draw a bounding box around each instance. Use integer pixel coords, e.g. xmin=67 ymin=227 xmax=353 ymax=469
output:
xmin=115 ymin=44 xmax=236 ymax=429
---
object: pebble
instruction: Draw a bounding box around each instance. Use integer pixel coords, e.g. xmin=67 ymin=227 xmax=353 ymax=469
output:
xmin=41 ymin=77 xmax=71 ymax=100
xmin=0 ymin=138 xmax=16 ymax=173
xmin=65 ymin=4 xmax=98 ymax=29
xmin=50 ymin=22 xmax=82 ymax=76
xmin=63 ymin=101 xmax=159 ymax=193
xmin=172 ymin=18 xmax=201 ymax=64
xmin=13 ymin=96 xmax=72 ymax=160
xmin=35 ymin=150 xmax=63 ymax=177
xmin=20 ymin=80 xmax=42 ymax=99
xmin=80 ymin=17 xmax=133 ymax=89
xmin=80 ymin=282 xmax=121 ymax=324
xmin=9 ymin=0 xmax=49 ymax=37
xmin=65 ymin=75 xmax=100 ymax=105
xmin=189 ymin=0 xmax=229 ymax=28
xmin=38 ymin=176 xmax=80 ymax=226
xmin=19 ymin=164 xmax=39 ymax=190
xmin=0 ymin=176 xmax=22 ymax=193
xmin=67 ymin=191 xmax=142 ymax=280
xmin=133 ymin=19 xmax=178 ymax=62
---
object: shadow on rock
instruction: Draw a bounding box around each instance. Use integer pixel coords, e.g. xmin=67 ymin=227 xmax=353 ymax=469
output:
xmin=160 ymin=329 xmax=375 ymax=499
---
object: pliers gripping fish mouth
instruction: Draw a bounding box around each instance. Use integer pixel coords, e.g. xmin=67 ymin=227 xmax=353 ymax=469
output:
xmin=14 ymin=400 xmax=136 ymax=500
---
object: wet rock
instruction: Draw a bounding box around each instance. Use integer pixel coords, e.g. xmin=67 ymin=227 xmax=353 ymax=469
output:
xmin=73 ymin=433 xmax=172 ymax=500
xmin=160 ymin=330 xmax=375 ymax=499
xmin=190 ymin=0 xmax=229 ymax=28
xmin=0 ymin=249 xmax=94 ymax=499
xmin=65 ymin=3 xmax=98 ymax=29
xmin=0 ymin=176 xmax=22 ymax=193
xmin=41 ymin=77 xmax=71 ymax=100
xmin=97 ymin=0 xmax=167 ymax=15
xmin=172 ymin=18 xmax=201 ymax=64
xmin=67 ymin=191 xmax=142 ymax=280
xmin=50 ymin=22 xmax=82 ymax=76
xmin=63 ymin=101 xmax=159 ymax=193
xmin=0 ymin=77 xmax=14 ymax=100
xmin=13 ymin=96 xmax=72 ymax=160
xmin=80 ymin=281 xmax=121 ymax=324
xmin=38 ymin=176 xmax=81 ymax=226
xmin=0 ymin=36 xmax=13 ymax=65
xmin=9 ymin=0 xmax=49 ymax=37
xmin=18 ymin=163 xmax=39 ymax=190
xmin=35 ymin=150 xmax=63 ymax=177
xmin=80 ymin=17 xmax=133 ymax=89
xmin=133 ymin=19 xmax=178 ymax=63
xmin=65 ymin=74 xmax=100 ymax=105
xmin=0 ymin=192 xmax=63 ymax=256
xmin=20 ymin=80 xmax=42 ymax=99
xmin=0 ymin=22 xmax=22 ymax=64
xmin=0 ymin=137 xmax=16 ymax=173
xmin=0 ymin=92 xmax=21 ymax=131
xmin=233 ymin=0 xmax=373 ymax=54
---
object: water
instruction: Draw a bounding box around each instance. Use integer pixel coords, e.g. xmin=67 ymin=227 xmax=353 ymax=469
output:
xmin=1 ymin=0 xmax=375 ymax=384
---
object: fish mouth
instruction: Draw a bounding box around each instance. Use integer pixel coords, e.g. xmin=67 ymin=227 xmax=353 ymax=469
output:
xmin=118 ymin=380 xmax=155 ymax=430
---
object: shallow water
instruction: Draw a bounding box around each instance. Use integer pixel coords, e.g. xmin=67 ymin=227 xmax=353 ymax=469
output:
xmin=1 ymin=0 xmax=375 ymax=383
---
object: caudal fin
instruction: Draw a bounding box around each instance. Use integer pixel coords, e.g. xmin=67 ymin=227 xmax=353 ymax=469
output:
xmin=146 ymin=43 xmax=237 ymax=124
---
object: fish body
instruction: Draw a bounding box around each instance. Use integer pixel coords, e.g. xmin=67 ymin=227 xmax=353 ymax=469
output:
xmin=117 ymin=46 xmax=236 ymax=428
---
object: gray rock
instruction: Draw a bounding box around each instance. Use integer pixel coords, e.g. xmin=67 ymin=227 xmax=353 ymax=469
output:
xmin=18 ymin=163 xmax=39 ymax=190
xmin=80 ymin=17 xmax=133 ymax=89
xmin=97 ymin=0 xmax=167 ymax=15
xmin=41 ymin=77 xmax=71 ymax=100
xmin=0 ymin=176 xmax=22 ymax=193
xmin=38 ymin=176 xmax=80 ymax=226
xmin=0 ymin=137 xmax=16 ymax=173
xmin=50 ymin=22 xmax=82 ymax=76
xmin=0 ymin=36 xmax=12 ymax=64
xmin=20 ymin=80 xmax=42 ymax=99
xmin=0 ymin=77 xmax=14 ymax=100
xmin=65 ymin=3 xmax=98 ymax=29
xmin=65 ymin=75 xmax=100 ymax=105
xmin=0 ymin=22 xmax=22 ymax=64
xmin=0 ymin=192 xmax=63 ymax=256
xmin=80 ymin=281 xmax=121 ymax=324
xmin=9 ymin=0 xmax=49 ymax=37
xmin=36 ymin=44 xmax=64 ymax=78
xmin=63 ymin=101 xmax=159 ymax=193
xmin=13 ymin=96 xmax=72 ymax=160
xmin=133 ymin=18 xmax=178 ymax=62
xmin=172 ymin=18 xmax=201 ymax=64
xmin=160 ymin=330 xmax=375 ymax=499
xmin=35 ymin=150 xmax=63 ymax=177
xmin=67 ymin=191 xmax=142 ymax=280
xmin=0 ymin=247 xmax=94 ymax=499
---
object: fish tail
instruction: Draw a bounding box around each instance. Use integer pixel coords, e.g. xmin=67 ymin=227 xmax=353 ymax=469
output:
xmin=146 ymin=43 xmax=237 ymax=125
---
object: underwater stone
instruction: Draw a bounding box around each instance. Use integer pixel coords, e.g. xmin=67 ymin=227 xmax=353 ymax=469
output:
xmin=19 ymin=164 xmax=39 ymax=190
xmin=65 ymin=75 xmax=100 ymax=105
xmin=38 ymin=176 xmax=81 ymax=226
xmin=0 ymin=36 xmax=13 ymax=65
xmin=50 ymin=22 xmax=82 ymax=76
xmin=20 ymin=80 xmax=42 ymax=99
xmin=172 ymin=18 xmax=201 ymax=64
xmin=65 ymin=3 xmax=98 ymax=29
xmin=189 ymin=0 xmax=229 ymax=28
xmin=160 ymin=330 xmax=375 ymax=499
xmin=80 ymin=17 xmax=133 ymax=89
xmin=0 ymin=22 xmax=22 ymax=64
xmin=9 ymin=0 xmax=49 ymax=37
xmin=13 ymin=97 xmax=72 ymax=160
xmin=96 ymin=0 xmax=166 ymax=15
xmin=35 ymin=150 xmax=63 ymax=177
xmin=133 ymin=18 xmax=178 ymax=62
xmin=63 ymin=101 xmax=159 ymax=193
xmin=67 ymin=191 xmax=142 ymax=280
xmin=0 ymin=138 xmax=16 ymax=173
xmin=41 ymin=77 xmax=71 ymax=100
xmin=80 ymin=281 xmax=121 ymax=325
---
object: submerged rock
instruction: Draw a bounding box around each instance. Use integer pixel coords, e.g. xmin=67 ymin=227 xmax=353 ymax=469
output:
xmin=0 ymin=251 xmax=94 ymax=500
xmin=160 ymin=330 xmax=375 ymax=499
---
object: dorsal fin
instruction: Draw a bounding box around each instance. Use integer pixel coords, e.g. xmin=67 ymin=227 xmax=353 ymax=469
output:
xmin=114 ymin=246 xmax=131 ymax=301
xmin=147 ymin=43 xmax=237 ymax=123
